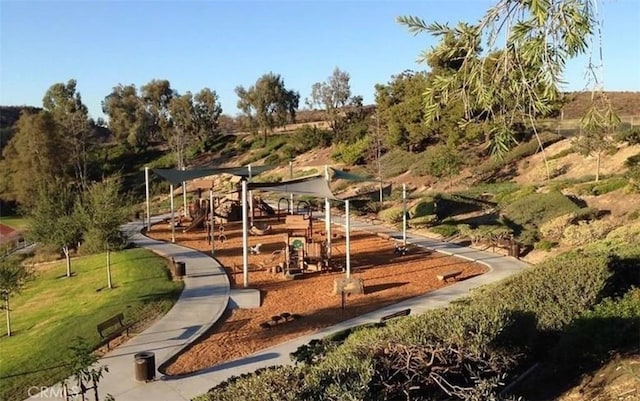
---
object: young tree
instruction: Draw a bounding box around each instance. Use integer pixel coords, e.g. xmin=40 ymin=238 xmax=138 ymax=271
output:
xmin=235 ymin=72 xmax=300 ymax=145
xmin=78 ymin=178 xmax=130 ymax=289
xmin=306 ymin=67 xmax=352 ymax=135
xmin=27 ymin=180 xmax=83 ymax=277
xmin=167 ymin=92 xmax=196 ymax=170
xmin=0 ymin=257 xmax=32 ymax=336
xmin=398 ymin=0 xmax=596 ymax=179
xmin=43 ymin=79 xmax=95 ymax=188
xmin=573 ymin=92 xmax=619 ymax=182
xmin=65 ymin=337 xmax=110 ymax=401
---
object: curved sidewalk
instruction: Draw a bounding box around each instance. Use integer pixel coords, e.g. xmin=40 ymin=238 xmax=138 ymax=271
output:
xmin=28 ymin=215 xmax=231 ymax=401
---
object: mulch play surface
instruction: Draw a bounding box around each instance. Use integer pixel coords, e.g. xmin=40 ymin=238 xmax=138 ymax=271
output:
xmin=146 ymin=215 xmax=487 ymax=375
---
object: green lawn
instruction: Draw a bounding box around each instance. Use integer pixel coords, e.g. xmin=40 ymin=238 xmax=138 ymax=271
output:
xmin=0 ymin=215 xmax=28 ymax=231
xmin=0 ymin=248 xmax=184 ymax=401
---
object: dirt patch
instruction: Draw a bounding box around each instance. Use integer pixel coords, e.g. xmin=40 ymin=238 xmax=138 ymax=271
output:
xmin=146 ymin=216 xmax=486 ymax=375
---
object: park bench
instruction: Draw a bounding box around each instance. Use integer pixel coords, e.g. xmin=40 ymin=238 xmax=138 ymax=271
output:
xmin=437 ymin=270 xmax=462 ymax=282
xmin=97 ymin=313 xmax=133 ymax=350
xmin=380 ymin=308 xmax=411 ymax=323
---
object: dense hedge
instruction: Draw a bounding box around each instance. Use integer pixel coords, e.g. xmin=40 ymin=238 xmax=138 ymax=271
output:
xmin=198 ymin=235 xmax=639 ymax=401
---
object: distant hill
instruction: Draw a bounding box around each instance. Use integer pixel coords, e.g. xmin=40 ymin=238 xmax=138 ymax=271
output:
xmin=0 ymin=106 xmax=41 ymax=129
xmin=561 ymin=91 xmax=640 ymax=119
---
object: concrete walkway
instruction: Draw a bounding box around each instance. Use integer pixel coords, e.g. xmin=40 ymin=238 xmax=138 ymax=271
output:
xmin=29 ymin=214 xmax=527 ymax=401
xmin=28 ymin=215 xmax=230 ymax=401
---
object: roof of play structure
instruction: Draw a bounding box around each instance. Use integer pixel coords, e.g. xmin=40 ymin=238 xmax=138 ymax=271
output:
xmin=152 ymin=166 xmax=275 ymax=186
xmin=249 ymin=175 xmax=340 ymax=200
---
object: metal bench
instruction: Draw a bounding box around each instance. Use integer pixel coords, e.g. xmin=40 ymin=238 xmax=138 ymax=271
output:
xmin=97 ymin=313 xmax=133 ymax=350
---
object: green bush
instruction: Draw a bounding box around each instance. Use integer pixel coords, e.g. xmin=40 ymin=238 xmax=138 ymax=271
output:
xmin=548 ymin=147 xmax=575 ymax=160
xmin=429 ymin=224 xmax=459 ymax=237
xmin=199 ymin=366 xmax=309 ymax=401
xmin=408 ymin=214 xmax=437 ymax=228
xmin=561 ymin=220 xmax=613 ymax=246
xmin=575 ymin=176 xmax=628 ymax=196
xmin=501 ymin=191 xmax=579 ymax=228
xmin=378 ymin=206 xmax=404 ymax=223
xmin=552 ymin=289 xmax=640 ymax=371
xmin=293 ymin=125 xmax=333 ymax=151
xmin=615 ymin=126 xmax=640 ymax=145
xmin=534 ymin=239 xmax=555 ymax=251
xmin=331 ymin=135 xmax=371 ymax=165
xmin=379 ymin=149 xmax=418 ymax=179
xmin=408 ymin=198 xmax=435 ymax=218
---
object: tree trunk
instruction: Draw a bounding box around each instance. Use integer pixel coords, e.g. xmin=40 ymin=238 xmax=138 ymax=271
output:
xmin=5 ymin=296 xmax=11 ymax=337
xmin=106 ymin=248 xmax=112 ymax=289
xmin=595 ymin=153 xmax=601 ymax=182
xmin=63 ymin=246 xmax=71 ymax=277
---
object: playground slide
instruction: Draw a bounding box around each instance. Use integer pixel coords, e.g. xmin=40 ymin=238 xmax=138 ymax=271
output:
xmin=183 ymin=212 xmax=206 ymax=233
xmin=256 ymin=198 xmax=275 ymax=215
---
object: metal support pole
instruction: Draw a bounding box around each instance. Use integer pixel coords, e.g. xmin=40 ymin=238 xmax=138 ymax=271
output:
xmin=324 ymin=165 xmax=331 ymax=260
xmin=402 ymin=183 xmax=407 ymax=246
xmin=182 ymin=167 xmax=187 ymax=218
xmin=210 ymin=188 xmax=215 ymax=256
xmin=248 ymin=164 xmax=254 ymax=226
xmin=345 ymin=199 xmax=351 ymax=279
xmin=145 ymin=167 xmax=150 ymax=230
xmin=170 ymin=184 xmax=175 ymax=243
xmin=242 ymin=180 xmax=249 ymax=288
xmin=289 ymin=161 xmax=293 ymax=214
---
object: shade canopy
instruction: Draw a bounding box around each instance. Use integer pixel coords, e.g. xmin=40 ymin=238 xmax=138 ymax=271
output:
xmin=152 ymin=166 xmax=274 ymax=186
xmin=248 ymin=175 xmax=340 ymax=200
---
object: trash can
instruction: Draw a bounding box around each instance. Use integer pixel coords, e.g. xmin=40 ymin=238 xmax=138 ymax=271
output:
xmin=134 ymin=351 xmax=155 ymax=382
xmin=510 ymin=243 xmax=520 ymax=258
xmin=174 ymin=261 xmax=186 ymax=277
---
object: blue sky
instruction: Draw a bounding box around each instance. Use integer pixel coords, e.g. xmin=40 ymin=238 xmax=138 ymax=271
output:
xmin=1 ymin=0 xmax=639 ymax=120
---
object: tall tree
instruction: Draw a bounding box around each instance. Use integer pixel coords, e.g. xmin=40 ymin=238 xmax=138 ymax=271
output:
xmin=398 ymin=0 xmax=595 ymax=178
xmin=375 ymin=70 xmax=430 ymax=151
xmin=27 ymin=180 xmax=82 ymax=278
xmin=1 ymin=111 xmax=67 ymax=206
xmin=42 ymin=79 xmax=94 ymax=188
xmin=193 ymin=88 xmax=223 ymax=152
xmin=0 ymin=257 xmax=32 ymax=337
xmin=167 ymin=92 xmax=197 ymax=170
xmin=140 ymin=79 xmax=175 ymax=142
xmin=102 ymin=84 xmax=151 ymax=151
xmin=306 ymin=67 xmax=351 ymax=135
xmin=78 ymin=178 xmax=130 ymax=289
xmin=235 ymin=73 xmax=300 ymax=145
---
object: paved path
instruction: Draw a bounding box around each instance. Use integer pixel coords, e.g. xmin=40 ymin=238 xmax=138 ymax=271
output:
xmin=27 ymin=215 xmax=230 ymax=401
xmin=29 ymin=214 xmax=527 ymax=401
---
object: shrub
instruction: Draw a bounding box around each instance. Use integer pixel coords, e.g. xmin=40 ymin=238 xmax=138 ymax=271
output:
xmin=199 ymin=366 xmax=308 ymax=401
xmin=331 ymin=135 xmax=371 ymax=165
xmin=615 ymin=126 xmax=640 ymax=145
xmin=408 ymin=215 xmax=437 ymax=228
xmin=548 ymin=147 xmax=575 ymax=160
xmin=379 ymin=149 xmax=418 ymax=179
xmin=540 ymin=213 xmax=574 ymax=241
xmin=501 ymin=191 xmax=579 ymax=228
xmin=534 ymin=239 xmax=555 ymax=251
xmin=561 ymin=220 xmax=613 ymax=246
xmin=575 ymin=176 xmax=628 ymax=196
xmin=408 ymin=198 xmax=435 ymax=218
xmin=378 ymin=207 xmax=404 ymax=223
xmin=293 ymin=125 xmax=333 ymax=151
xmin=552 ymin=289 xmax=640 ymax=371
xmin=430 ymin=224 xmax=459 ymax=237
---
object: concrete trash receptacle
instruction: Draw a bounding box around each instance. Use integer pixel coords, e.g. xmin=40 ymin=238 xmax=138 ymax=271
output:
xmin=174 ymin=261 xmax=186 ymax=277
xmin=134 ymin=351 xmax=156 ymax=382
